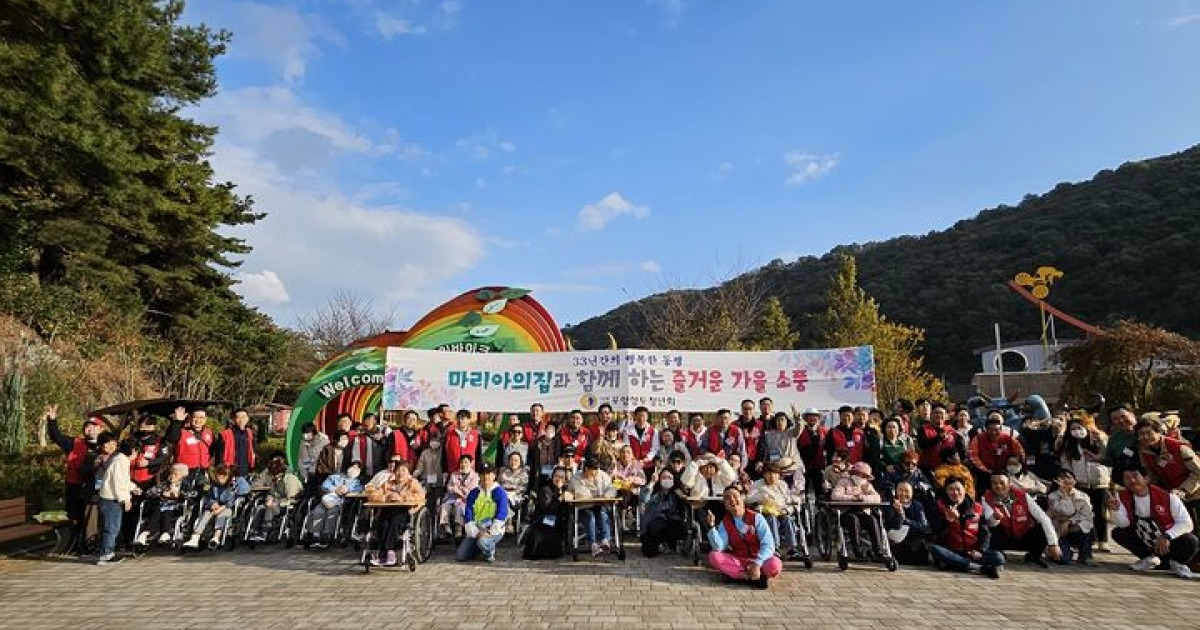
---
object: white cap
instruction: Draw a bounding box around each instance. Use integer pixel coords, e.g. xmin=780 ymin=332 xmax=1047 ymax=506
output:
xmin=802 ymin=408 xmax=821 ymax=416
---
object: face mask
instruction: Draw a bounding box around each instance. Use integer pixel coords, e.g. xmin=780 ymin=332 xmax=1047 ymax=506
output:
xmin=303 ymin=433 xmax=314 ymax=442
xmin=429 ymin=441 xmax=441 ymax=450
xmin=1070 ymin=428 xmax=1087 ymax=439
xmin=660 ymin=479 xmax=675 ymax=490
xmin=347 ymin=468 xmax=360 ymax=479
xmin=1007 ymin=465 xmax=1021 ymax=475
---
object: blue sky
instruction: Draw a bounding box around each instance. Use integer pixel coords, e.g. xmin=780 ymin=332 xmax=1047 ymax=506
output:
xmin=185 ymin=0 xmax=1200 ymax=331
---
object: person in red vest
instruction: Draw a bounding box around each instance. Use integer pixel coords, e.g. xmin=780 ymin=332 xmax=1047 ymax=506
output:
xmin=124 ymin=414 xmax=168 ymax=544
xmin=167 ymin=406 xmax=214 ymax=474
xmin=981 ymin=472 xmax=1061 ymax=567
xmin=681 ymin=413 xmax=708 ymax=458
xmin=1108 ymin=464 xmax=1198 ymax=579
xmin=915 ymin=403 xmax=967 ymax=473
xmin=735 ymin=400 xmax=765 ymax=478
xmin=1136 ymin=416 xmax=1200 ymax=504
xmin=444 ymin=410 xmax=482 ymax=474
xmin=586 ymin=403 xmax=614 ymax=444
xmin=704 ymin=409 xmax=747 ymax=466
xmin=704 ymin=486 xmax=781 ymax=588
xmin=46 ymin=404 xmax=103 ymax=550
xmin=664 ymin=409 xmax=683 ymax=435
xmin=969 ymin=413 xmax=1026 ymax=496
xmin=824 ymin=406 xmax=865 ymax=465
xmin=796 ymin=408 xmax=827 ymax=500
xmin=560 ymin=409 xmax=590 ymax=465
xmin=348 ymin=413 xmax=388 ymax=476
xmin=929 ymin=477 xmax=1004 ymax=578
xmin=215 ymin=409 xmax=256 ymax=478
xmin=625 ymin=406 xmax=659 ymax=476
xmin=391 ymin=410 xmax=423 ymax=470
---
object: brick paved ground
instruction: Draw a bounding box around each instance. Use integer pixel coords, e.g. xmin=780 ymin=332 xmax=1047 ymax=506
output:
xmin=0 ymin=541 xmax=1196 ymax=629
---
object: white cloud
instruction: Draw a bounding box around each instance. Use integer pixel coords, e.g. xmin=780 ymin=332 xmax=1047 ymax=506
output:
xmin=456 ymin=128 xmax=517 ymax=161
xmin=232 ymin=270 xmax=291 ymax=305
xmin=717 ymin=162 xmax=734 ymax=174
xmin=375 ymin=13 xmax=427 ymax=38
xmin=202 ymin=1 xmax=344 ymax=83
xmin=1166 ymin=14 xmax=1200 ymax=28
xmin=561 ymin=260 xmax=661 ymax=278
xmin=519 ymin=282 xmax=605 ymax=294
xmin=576 ymin=192 xmax=650 ymax=231
xmin=441 ymin=0 xmax=462 ymax=16
xmin=649 ymin=0 xmax=684 ymax=27
xmin=783 ymin=151 xmax=839 ymax=185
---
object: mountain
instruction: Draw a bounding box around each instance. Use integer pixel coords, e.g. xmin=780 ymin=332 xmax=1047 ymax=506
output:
xmin=565 ymin=144 xmax=1200 ymax=383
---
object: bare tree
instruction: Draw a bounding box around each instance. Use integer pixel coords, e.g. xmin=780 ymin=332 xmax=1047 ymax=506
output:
xmin=630 ymin=266 xmax=768 ymax=351
xmin=296 ymin=290 xmax=396 ymax=359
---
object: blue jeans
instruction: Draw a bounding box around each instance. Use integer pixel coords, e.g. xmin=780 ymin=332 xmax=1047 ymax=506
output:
xmin=764 ymin=514 xmax=797 ymax=549
xmin=98 ymin=499 xmax=123 ymax=556
xmin=930 ymin=544 xmax=1005 ymax=571
xmin=581 ymin=506 xmax=611 ymax=547
xmin=456 ymin=532 xmax=503 ymax=561
xmin=1058 ymin=530 xmax=1096 ymax=564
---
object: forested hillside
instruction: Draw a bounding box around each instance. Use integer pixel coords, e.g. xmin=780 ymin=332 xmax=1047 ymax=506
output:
xmin=566 ymin=145 xmax=1200 ymax=382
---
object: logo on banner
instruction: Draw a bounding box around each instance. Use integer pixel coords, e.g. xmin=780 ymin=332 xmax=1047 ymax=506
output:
xmin=580 ymin=393 xmax=598 ymax=410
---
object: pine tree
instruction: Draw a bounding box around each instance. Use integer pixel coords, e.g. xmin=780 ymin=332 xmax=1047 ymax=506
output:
xmin=746 ymin=296 xmax=798 ymax=350
xmin=814 ymin=254 xmax=943 ymax=408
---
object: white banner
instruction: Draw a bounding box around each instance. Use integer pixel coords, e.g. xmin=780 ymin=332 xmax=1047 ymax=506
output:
xmin=383 ymin=346 xmax=875 ymax=413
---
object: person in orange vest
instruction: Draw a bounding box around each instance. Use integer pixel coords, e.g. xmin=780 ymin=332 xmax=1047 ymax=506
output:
xmin=969 ymin=413 xmax=1026 ymax=498
xmin=1109 ymin=463 xmax=1197 ymax=579
xmin=929 ymin=476 xmax=1004 ymax=578
xmin=215 ymin=409 xmax=256 ymax=478
xmin=981 ymin=472 xmax=1061 ymax=568
xmin=704 ymin=486 xmax=781 ymax=588
xmin=46 ymin=404 xmax=103 ymax=552
xmin=167 ymin=407 xmax=214 ymax=474
xmin=1135 ymin=416 xmax=1200 ymax=504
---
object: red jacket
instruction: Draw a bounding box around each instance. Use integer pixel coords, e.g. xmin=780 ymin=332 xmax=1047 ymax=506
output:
xmin=736 ymin=417 xmax=764 ymax=462
xmin=176 ymin=427 xmax=214 ymax=470
xmin=970 ymin=432 xmax=1024 ymax=474
xmin=983 ymin=487 xmax=1033 ymax=539
xmin=219 ymin=427 xmax=256 ymax=473
xmin=723 ymin=509 xmax=762 ymax=559
xmin=559 ymin=426 xmax=590 ymax=463
xmin=628 ymin=424 xmax=657 ymax=462
xmin=797 ymin=425 xmax=827 ymax=471
xmin=130 ymin=437 xmax=163 ymax=484
xmin=826 ymin=425 xmax=865 ymax=464
xmin=919 ymin=425 xmax=959 ymax=470
xmin=1119 ymin=485 xmax=1176 ymax=533
xmin=706 ymin=424 xmax=743 ymax=459
xmin=445 ymin=429 xmax=481 ymax=473
xmin=65 ymin=438 xmax=91 ymax=485
xmin=1141 ymin=437 xmax=1192 ymax=491
xmin=938 ymin=499 xmax=983 ymax=552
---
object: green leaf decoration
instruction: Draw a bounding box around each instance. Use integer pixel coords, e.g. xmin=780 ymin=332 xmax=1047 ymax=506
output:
xmin=469 ymin=324 xmax=500 ymax=338
xmin=458 ymin=311 xmax=483 ymax=327
xmin=475 ymin=289 xmax=498 ymax=301
xmin=500 ymin=287 xmax=531 ymax=299
xmin=482 ymin=298 xmax=508 ymax=314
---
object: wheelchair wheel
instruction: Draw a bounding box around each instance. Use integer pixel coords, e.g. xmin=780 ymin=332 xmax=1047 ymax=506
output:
xmin=414 ymin=507 xmax=433 ymax=563
xmin=691 ymin=523 xmax=702 ymax=566
xmin=886 ymin=557 xmax=898 ymax=572
xmin=407 ymin=553 xmax=418 ymax=572
xmin=815 ymin=513 xmax=832 ymax=561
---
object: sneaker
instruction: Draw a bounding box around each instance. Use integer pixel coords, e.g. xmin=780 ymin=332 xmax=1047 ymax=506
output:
xmin=484 ymin=552 xmax=496 ymax=563
xmin=380 ymin=551 xmax=398 ymax=567
xmin=369 ymin=553 xmax=385 ymax=566
xmin=95 ymin=552 xmax=114 ymax=563
xmin=311 ymin=541 xmax=327 ymax=550
xmin=183 ymin=534 xmax=201 ymax=549
xmin=1170 ymin=560 xmax=1196 ymax=580
xmin=591 ymin=543 xmax=602 ymax=557
xmin=249 ymin=533 xmax=267 ymax=543
xmin=1024 ymin=553 xmax=1049 ymax=569
xmin=134 ymin=532 xmax=150 ymax=546
xmin=1095 ymin=542 xmax=1110 ymax=553
xmin=158 ymin=532 xmax=172 ymax=544
xmin=600 ymin=539 xmax=612 ymax=552
xmin=96 ymin=554 xmax=123 ymax=566
xmin=1130 ymin=556 xmax=1161 ymax=572
xmin=981 ymin=564 xmax=1002 ymax=579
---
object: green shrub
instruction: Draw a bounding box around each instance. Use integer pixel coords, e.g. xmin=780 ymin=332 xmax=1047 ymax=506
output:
xmin=0 ymin=447 xmax=66 ymax=512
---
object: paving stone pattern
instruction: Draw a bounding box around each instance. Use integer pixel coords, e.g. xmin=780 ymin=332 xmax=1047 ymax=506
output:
xmin=0 ymin=542 xmax=1196 ymax=629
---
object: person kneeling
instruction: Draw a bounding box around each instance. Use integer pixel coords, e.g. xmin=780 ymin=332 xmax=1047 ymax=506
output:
xmin=366 ymin=456 xmax=426 ymax=567
xmin=705 ymin=487 xmax=782 ymax=589
xmin=456 ymin=463 xmax=510 ymax=563
xmin=930 ymin=477 xmax=1004 ymax=578
xmin=1108 ymin=464 xmax=1198 ymax=580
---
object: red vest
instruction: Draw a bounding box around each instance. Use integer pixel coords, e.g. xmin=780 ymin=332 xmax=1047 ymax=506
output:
xmin=220 ymin=427 xmax=256 ymax=472
xmin=1142 ymin=437 xmax=1191 ymax=491
xmin=829 ymin=426 xmax=865 ymax=463
xmin=920 ymin=426 xmax=958 ymax=470
xmin=706 ymin=424 xmax=742 ymax=458
xmin=559 ymin=426 xmax=589 ymax=462
xmin=130 ymin=438 xmax=161 ymax=484
xmin=682 ymin=428 xmax=706 ymax=457
xmin=984 ymin=487 xmax=1032 ymax=539
xmin=446 ymin=429 xmax=480 ymax=473
xmin=628 ymin=424 xmax=656 ymax=461
xmin=797 ymin=425 xmax=827 ymax=470
xmin=65 ymin=437 xmax=91 ymax=485
xmin=1120 ymin=485 xmax=1176 ymax=533
xmin=973 ymin=433 xmax=1018 ymax=472
xmin=722 ymin=509 xmax=762 ymax=559
xmin=737 ymin=418 xmax=764 ymax=461
xmin=392 ymin=430 xmax=410 ymax=463
xmin=938 ymin=499 xmax=983 ymax=552
xmin=175 ymin=427 xmax=214 ymax=470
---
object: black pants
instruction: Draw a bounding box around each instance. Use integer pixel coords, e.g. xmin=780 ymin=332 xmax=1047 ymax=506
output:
xmin=1082 ymin=487 xmax=1109 ymax=543
xmin=990 ymin=526 xmax=1049 ymax=560
xmin=64 ymin=484 xmax=85 ymax=522
xmin=641 ymin=518 xmax=686 ymax=557
xmin=892 ymin=532 xmax=930 ymax=565
xmin=375 ymin=507 xmax=412 ymax=553
xmin=142 ymin=502 xmax=180 ymax=537
xmin=1112 ymin=527 xmax=1199 ymax=564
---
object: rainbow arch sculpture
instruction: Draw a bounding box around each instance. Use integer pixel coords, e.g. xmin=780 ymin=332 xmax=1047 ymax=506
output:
xmin=284 ymin=287 xmax=567 ymax=466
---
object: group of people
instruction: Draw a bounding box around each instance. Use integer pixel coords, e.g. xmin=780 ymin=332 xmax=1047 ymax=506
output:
xmin=44 ymin=394 xmax=1199 ymax=588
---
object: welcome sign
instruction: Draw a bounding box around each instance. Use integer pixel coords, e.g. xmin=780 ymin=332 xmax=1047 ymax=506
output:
xmin=383 ymin=346 xmax=876 ymax=412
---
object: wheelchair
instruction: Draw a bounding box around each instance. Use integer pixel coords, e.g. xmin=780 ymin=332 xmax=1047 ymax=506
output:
xmin=813 ymin=497 xmax=897 ymax=572
xmin=681 ymin=497 xmax=724 ymax=566
xmin=241 ymin=491 xmax=302 ymax=548
xmin=130 ymin=491 xmax=202 ymax=555
xmin=359 ymin=503 xmax=434 ymax=573
xmin=754 ymin=501 xmax=814 ymax=570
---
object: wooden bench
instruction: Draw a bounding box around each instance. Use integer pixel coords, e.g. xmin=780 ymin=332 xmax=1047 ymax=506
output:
xmin=0 ymin=497 xmax=53 ymax=545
